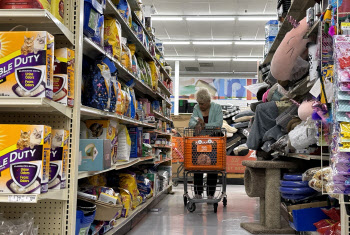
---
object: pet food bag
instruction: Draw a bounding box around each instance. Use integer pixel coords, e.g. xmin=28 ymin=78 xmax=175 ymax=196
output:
xmin=116 ymin=125 xmax=131 ymax=162
xmin=116 ymin=81 xmax=124 ymax=115
xmin=117 ymin=0 xmax=132 ymax=27
xmin=51 ymin=0 xmax=65 ymax=24
xmin=148 ymin=61 xmax=159 ymax=90
xmin=0 ymin=31 xmax=54 ymax=99
xmin=0 ymin=0 xmax=51 ymax=10
xmin=49 ymin=129 xmax=69 ymax=190
xmin=0 ymin=124 xmax=51 ymax=194
xmin=83 ymin=0 xmax=104 ymax=39
xmin=53 ymin=48 xmax=75 ymax=106
xmin=121 ymin=38 xmax=132 ymax=72
xmin=104 ymin=19 xmax=122 ymax=61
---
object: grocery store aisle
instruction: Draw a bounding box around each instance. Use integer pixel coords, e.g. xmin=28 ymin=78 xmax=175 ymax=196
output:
xmin=127 ymin=185 xmax=259 ymax=235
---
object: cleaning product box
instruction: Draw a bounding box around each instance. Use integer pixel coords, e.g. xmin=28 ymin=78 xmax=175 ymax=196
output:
xmin=53 ymin=48 xmax=75 ymax=106
xmin=79 ymin=139 xmax=112 ymax=171
xmin=85 ymin=120 xmax=118 ymax=159
xmin=0 ymin=0 xmax=51 ymax=10
xmin=0 ymin=124 xmax=51 ymax=194
xmin=49 ymin=129 xmax=69 ymax=190
xmin=0 ymin=31 xmax=54 ymax=99
xmin=51 ymin=0 xmax=65 ymax=24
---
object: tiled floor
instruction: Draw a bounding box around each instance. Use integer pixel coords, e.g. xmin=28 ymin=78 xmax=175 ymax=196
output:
xmin=127 ymin=184 xmax=260 ymax=235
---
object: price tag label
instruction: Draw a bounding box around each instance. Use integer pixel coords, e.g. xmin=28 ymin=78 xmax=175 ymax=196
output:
xmin=8 ymin=195 xmax=37 ymax=203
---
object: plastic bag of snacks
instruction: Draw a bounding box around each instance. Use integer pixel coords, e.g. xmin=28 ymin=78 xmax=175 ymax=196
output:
xmin=104 ymin=19 xmax=122 ymax=61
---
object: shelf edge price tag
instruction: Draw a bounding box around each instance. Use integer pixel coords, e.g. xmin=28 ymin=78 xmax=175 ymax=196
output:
xmin=8 ymin=195 xmax=37 ymax=203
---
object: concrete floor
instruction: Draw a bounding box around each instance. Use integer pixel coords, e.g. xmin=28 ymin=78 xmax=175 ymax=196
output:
xmin=127 ymin=185 xmax=260 ymax=235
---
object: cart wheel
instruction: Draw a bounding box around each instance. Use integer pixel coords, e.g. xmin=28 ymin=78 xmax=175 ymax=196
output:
xmin=223 ymin=197 xmax=227 ymax=207
xmin=214 ymin=203 xmax=218 ymax=213
xmin=173 ymin=181 xmax=179 ymax=187
xmin=183 ymin=196 xmax=188 ymax=206
xmin=187 ymin=203 xmax=196 ymax=212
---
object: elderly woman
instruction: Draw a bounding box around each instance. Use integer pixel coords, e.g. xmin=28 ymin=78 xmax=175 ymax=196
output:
xmin=189 ymin=88 xmax=223 ymax=199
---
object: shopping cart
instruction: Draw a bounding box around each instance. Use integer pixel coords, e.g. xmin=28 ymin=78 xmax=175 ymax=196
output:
xmin=183 ymin=127 xmax=227 ymax=213
xmin=171 ymin=136 xmax=185 ymax=186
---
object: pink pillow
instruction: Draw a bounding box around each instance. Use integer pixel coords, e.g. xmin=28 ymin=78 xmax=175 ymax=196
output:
xmin=298 ymin=101 xmax=314 ymax=121
xmin=271 ymin=18 xmax=310 ymax=81
xmin=262 ymin=89 xmax=270 ymax=102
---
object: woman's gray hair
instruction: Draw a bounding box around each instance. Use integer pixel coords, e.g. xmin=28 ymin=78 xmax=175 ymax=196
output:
xmin=195 ymin=88 xmax=211 ymax=103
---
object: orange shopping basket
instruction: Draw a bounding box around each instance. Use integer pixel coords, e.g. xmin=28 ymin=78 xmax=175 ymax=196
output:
xmin=172 ymin=136 xmax=184 ymax=163
xmin=183 ymin=128 xmax=226 ymax=171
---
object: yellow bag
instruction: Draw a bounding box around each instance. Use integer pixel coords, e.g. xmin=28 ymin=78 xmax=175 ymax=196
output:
xmin=104 ymin=19 xmax=122 ymax=61
xmin=122 ymin=44 xmax=132 ymax=72
xmin=148 ymin=61 xmax=159 ymax=90
xmin=116 ymin=82 xmax=123 ymax=115
xmin=119 ymin=173 xmax=140 ymax=199
xmin=120 ymin=188 xmax=132 ymax=217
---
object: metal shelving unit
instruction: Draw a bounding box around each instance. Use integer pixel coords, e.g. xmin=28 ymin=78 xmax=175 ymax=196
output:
xmin=0 ymin=0 xmax=173 ymax=233
xmin=153 ymin=110 xmax=173 ymax=123
xmin=288 ymin=153 xmax=330 ymax=161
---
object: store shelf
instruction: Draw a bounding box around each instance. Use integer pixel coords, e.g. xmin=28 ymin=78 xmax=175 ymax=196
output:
xmin=83 ymin=37 xmax=170 ymax=103
xmin=157 ymin=92 xmax=172 ymax=107
xmin=158 ymin=80 xmax=172 ymax=96
xmin=154 ymin=58 xmax=172 ymax=81
xmin=0 ymin=189 xmax=68 ymax=203
xmin=0 ymin=9 xmax=74 ymax=45
xmin=152 ymin=144 xmax=172 ymax=149
xmin=153 ymin=110 xmax=173 ymax=123
xmin=131 ymin=11 xmax=153 ymax=41
xmin=304 ymin=20 xmax=320 ymax=39
xmin=105 ymin=184 xmax=171 ymax=235
xmin=128 ymin=0 xmax=141 ymax=11
xmin=263 ymin=0 xmax=316 ymax=64
xmin=105 ymin=0 xmax=154 ymax=61
xmin=78 ymin=156 xmax=155 ymax=179
xmin=155 ymin=158 xmax=172 ymax=164
xmin=80 ymin=106 xmax=156 ymax=128
xmin=0 ymin=97 xmax=72 ymax=118
xmin=288 ymin=153 xmax=330 ymax=161
xmin=153 ymin=130 xmax=172 ymax=136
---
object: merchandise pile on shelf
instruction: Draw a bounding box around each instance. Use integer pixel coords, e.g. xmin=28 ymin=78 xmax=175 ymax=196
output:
xmin=242 ymin=0 xmax=350 ymax=234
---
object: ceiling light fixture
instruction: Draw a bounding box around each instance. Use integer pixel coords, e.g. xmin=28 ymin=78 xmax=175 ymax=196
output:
xmin=193 ymin=41 xmax=232 ymax=45
xmin=232 ymin=58 xmax=262 ymax=61
xmin=151 ymin=16 xmax=183 ymax=21
xmin=235 ymin=41 xmax=265 ymax=45
xmin=198 ymin=58 xmax=231 ymax=61
xmin=165 ymin=57 xmax=196 ymax=61
xmin=186 ymin=17 xmax=235 ymax=21
xmin=238 ymin=16 xmax=276 ymax=21
xmin=163 ymin=41 xmax=191 ymax=45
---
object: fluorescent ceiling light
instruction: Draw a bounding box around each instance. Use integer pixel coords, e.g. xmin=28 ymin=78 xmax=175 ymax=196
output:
xmin=152 ymin=16 xmax=183 ymax=21
xmin=235 ymin=41 xmax=265 ymax=45
xmin=186 ymin=17 xmax=235 ymax=21
xmin=163 ymin=41 xmax=191 ymax=45
xmin=238 ymin=16 xmax=276 ymax=21
xmin=198 ymin=58 xmax=231 ymax=61
xmin=233 ymin=58 xmax=261 ymax=61
xmin=165 ymin=57 xmax=196 ymax=61
xmin=193 ymin=41 xmax=232 ymax=45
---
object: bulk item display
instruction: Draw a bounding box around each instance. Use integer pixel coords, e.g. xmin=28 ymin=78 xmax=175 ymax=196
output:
xmin=0 ymin=31 xmax=54 ymax=99
xmin=0 ymin=124 xmax=51 ymax=194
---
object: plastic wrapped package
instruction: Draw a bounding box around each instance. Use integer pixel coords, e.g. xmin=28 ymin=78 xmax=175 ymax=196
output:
xmin=288 ymin=119 xmax=318 ymax=150
xmin=148 ymin=61 xmax=159 ymax=90
xmin=0 ymin=212 xmax=38 ymax=235
xmin=340 ymin=122 xmax=350 ymax=138
xmin=117 ymin=0 xmax=132 ymax=27
xmin=104 ymin=19 xmax=122 ymax=61
xmin=116 ymin=125 xmax=131 ymax=162
xmin=336 ymin=90 xmax=350 ymax=100
xmin=302 ymin=167 xmax=321 ymax=181
xmin=121 ymin=39 xmax=132 ymax=72
xmin=116 ymin=81 xmax=123 ymax=115
xmin=119 ymin=188 xmax=132 ymax=217
xmin=119 ymin=172 xmax=140 ymax=199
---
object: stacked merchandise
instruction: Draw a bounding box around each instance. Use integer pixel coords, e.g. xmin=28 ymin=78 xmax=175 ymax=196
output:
xmin=77 ymin=165 xmax=170 ymax=234
xmin=264 ymin=20 xmax=278 ymax=58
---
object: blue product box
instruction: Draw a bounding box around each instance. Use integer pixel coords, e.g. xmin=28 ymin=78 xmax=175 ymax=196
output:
xmin=79 ymin=139 xmax=112 ymax=171
xmin=128 ymin=127 xmax=139 ymax=158
xmin=290 ymin=206 xmax=329 ymax=232
xmin=265 ymin=20 xmax=279 ymax=37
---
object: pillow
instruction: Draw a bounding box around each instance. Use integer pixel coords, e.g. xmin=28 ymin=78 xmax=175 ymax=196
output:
xmin=233 ymin=122 xmax=250 ymax=129
xmin=234 ymin=116 xmax=253 ymax=123
xmin=270 ymin=17 xmax=310 ymax=81
xmin=298 ymin=100 xmax=314 ymax=121
xmin=234 ymin=110 xmax=255 ymax=119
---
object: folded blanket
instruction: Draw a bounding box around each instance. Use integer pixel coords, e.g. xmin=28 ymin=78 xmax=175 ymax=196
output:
xmin=234 ymin=116 xmax=254 ymax=123
xmin=234 ymin=110 xmax=255 ymax=119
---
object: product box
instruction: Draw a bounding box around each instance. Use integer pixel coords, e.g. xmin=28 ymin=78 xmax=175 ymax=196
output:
xmin=0 ymin=0 xmax=51 ymax=10
xmin=53 ymin=48 xmax=74 ymax=106
xmin=0 ymin=31 xmax=54 ymax=99
xmin=49 ymin=129 xmax=69 ymax=190
xmin=51 ymin=0 xmax=65 ymax=24
xmin=85 ymin=120 xmax=118 ymax=159
xmin=79 ymin=139 xmax=112 ymax=171
xmin=0 ymin=124 xmax=51 ymax=194
xmin=127 ymin=127 xmax=143 ymax=158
